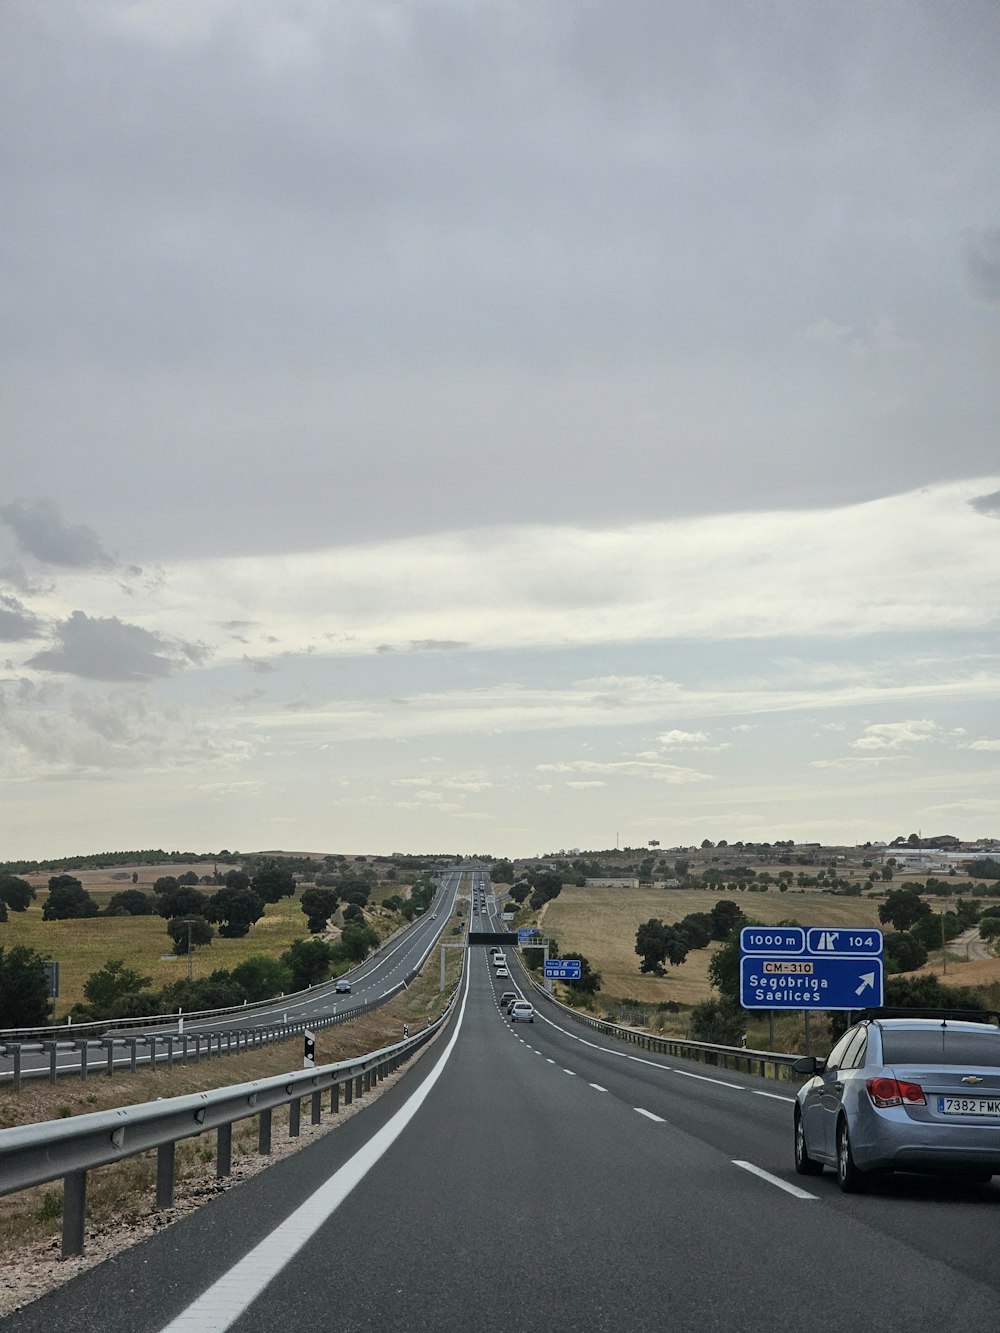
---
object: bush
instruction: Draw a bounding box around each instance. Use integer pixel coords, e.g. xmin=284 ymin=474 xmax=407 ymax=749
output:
xmin=688 ymin=999 xmax=746 ymax=1045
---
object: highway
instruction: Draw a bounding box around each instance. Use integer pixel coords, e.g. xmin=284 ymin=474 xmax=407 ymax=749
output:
xmin=0 ymin=869 xmax=465 ymax=1080
xmin=8 ymin=925 xmax=1000 ymax=1333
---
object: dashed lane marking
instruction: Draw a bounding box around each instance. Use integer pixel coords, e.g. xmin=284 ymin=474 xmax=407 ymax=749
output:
xmin=732 ymin=1161 xmax=817 ymax=1200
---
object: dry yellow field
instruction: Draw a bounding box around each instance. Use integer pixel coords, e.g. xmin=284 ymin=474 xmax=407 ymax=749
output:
xmin=0 ymin=884 xmax=400 ymax=1014
xmin=537 ymin=885 xmax=886 ymax=1005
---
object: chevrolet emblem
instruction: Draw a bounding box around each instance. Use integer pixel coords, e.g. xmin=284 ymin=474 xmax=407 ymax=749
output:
xmin=961 ymin=1075 xmax=985 ymax=1085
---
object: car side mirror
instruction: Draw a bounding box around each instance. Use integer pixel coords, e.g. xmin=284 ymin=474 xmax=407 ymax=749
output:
xmin=792 ymin=1055 xmax=823 ymax=1075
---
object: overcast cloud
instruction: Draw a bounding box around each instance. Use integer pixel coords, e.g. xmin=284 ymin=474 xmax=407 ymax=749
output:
xmin=2 ymin=0 xmax=998 ymax=857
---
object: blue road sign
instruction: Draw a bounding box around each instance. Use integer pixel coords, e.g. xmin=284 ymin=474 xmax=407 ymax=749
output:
xmin=740 ymin=956 xmax=884 ymax=1010
xmin=740 ymin=925 xmax=884 ymax=1011
xmin=740 ymin=926 xmax=883 ymax=959
xmin=544 ymin=960 xmax=582 ymax=980
xmin=518 ymin=927 xmax=542 ymax=944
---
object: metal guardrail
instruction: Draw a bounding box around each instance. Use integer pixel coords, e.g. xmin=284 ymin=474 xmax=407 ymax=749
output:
xmin=0 ymin=983 xmax=408 ymax=1091
xmin=523 ymin=974 xmax=801 ymax=1082
xmin=0 ymin=881 xmax=456 ymax=1042
xmin=0 ymin=980 xmax=462 ymax=1259
xmin=0 ymin=895 xmax=453 ymax=1089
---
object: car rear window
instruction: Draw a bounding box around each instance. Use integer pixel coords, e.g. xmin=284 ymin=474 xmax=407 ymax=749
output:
xmin=881 ymin=1029 xmax=1000 ymax=1067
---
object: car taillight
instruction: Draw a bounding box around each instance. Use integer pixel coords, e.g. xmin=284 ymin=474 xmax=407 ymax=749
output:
xmin=866 ymin=1077 xmax=926 ymax=1108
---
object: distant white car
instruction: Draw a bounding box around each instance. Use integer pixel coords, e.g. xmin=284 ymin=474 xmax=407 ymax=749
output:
xmin=495 ymin=966 xmax=510 ymax=978
xmin=509 ymin=1001 xmax=534 ymax=1023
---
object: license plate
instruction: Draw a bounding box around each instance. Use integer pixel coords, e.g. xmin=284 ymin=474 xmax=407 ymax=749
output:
xmin=937 ymin=1096 xmax=1000 ymax=1117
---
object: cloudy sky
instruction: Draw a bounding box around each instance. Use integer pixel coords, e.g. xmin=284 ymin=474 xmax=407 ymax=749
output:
xmin=3 ymin=0 xmax=999 ymax=860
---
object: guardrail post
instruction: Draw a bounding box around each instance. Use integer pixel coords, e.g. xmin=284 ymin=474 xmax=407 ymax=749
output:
xmin=355 ymin=1072 xmax=364 ymax=1099
xmin=311 ymin=1091 xmax=322 ymax=1125
xmin=127 ymin=1038 xmax=138 ymax=1073
xmin=289 ymin=1098 xmax=301 ymax=1138
xmin=147 ymin=1035 xmax=158 ymax=1070
xmin=166 ymin=1036 xmax=174 ymax=1071
xmin=192 ymin=1035 xmax=201 ymax=1063
xmin=217 ymin=1123 xmax=232 ymax=1177
xmin=43 ymin=1041 xmax=58 ymax=1084
xmin=181 ymin=1035 xmax=189 ymax=1065
xmin=344 ymin=1077 xmax=353 ymax=1106
xmin=156 ymin=1143 xmax=175 ymax=1207
xmin=226 ymin=1032 xmax=233 ymax=1057
xmin=258 ymin=1107 xmax=272 ymax=1154
xmin=76 ymin=1040 xmax=89 ymax=1081
xmin=62 ymin=1170 xmax=87 ymax=1257
xmin=330 ymin=1081 xmax=340 ymax=1114
xmin=8 ymin=1044 xmax=21 ymax=1093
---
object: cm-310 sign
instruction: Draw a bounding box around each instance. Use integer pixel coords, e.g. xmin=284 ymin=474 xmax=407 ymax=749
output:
xmin=739 ymin=925 xmax=884 ymax=1011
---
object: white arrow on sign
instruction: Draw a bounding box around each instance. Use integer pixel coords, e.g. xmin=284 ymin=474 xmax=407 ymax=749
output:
xmin=855 ymin=972 xmax=875 ymax=997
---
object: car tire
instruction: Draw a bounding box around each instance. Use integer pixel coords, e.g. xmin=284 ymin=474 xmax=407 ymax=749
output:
xmin=794 ymin=1108 xmax=823 ymax=1176
xmin=836 ymin=1119 xmax=869 ymax=1194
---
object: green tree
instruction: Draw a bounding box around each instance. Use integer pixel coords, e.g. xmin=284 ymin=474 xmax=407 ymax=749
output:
xmin=83 ymin=959 xmax=154 ymax=1018
xmin=105 ymin=889 xmax=157 ymax=916
xmin=160 ymin=974 xmax=244 ymax=1013
xmin=709 ymin=898 xmax=747 ymax=940
xmin=689 ymin=998 xmax=745 ymax=1044
xmin=340 ymin=922 xmax=379 ymax=962
xmin=153 ymin=876 xmax=179 ymax=894
xmin=229 ymin=954 xmax=293 ymax=1001
xmin=0 ymin=946 xmax=51 ymax=1026
xmin=0 ymin=875 xmax=36 ymax=912
xmin=707 ymin=930 xmax=741 ymax=1004
xmin=43 ymin=876 xmax=99 ymax=920
xmin=166 ymin=916 xmax=214 ymax=955
xmin=224 ymin=869 xmax=252 ymax=892
xmin=508 ymin=882 xmax=530 ymax=905
xmin=206 ymin=886 xmax=265 ymax=938
xmin=965 ymin=858 xmax=1000 ymax=881
xmin=251 ymin=859 xmax=296 ymax=904
xmin=908 ymin=910 xmax=962 ymax=952
xmin=883 ymin=931 xmax=928 ymax=973
xmin=156 ymin=886 xmax=210 ymax=920
xmin=281 ymin=938 xmax=335 ymax=990
xmin=883 ymin=974 xmax=986 ymax=1012
xmin=300 ymin=887 xmax=340 ymax=934
xmin=635 ymin=919 xmax=690 ymax=976
xmin=176 ymin=871 xmax=200 ymax=886
xmin=878 ymin=887 xmax=932 ymax=932
xmin=490 ymin=859 xmax=514 ymax=884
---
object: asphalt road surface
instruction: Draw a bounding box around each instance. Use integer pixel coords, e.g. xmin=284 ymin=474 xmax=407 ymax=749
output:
xmin=8 ymin=933 xmax=1000 ymax=1333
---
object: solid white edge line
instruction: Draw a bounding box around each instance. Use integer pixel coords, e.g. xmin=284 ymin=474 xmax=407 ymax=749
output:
xmin=753 ymin=1090 xmax=795 ymax=1103
xmin=159 ymin=960 xmax=472 ymax=1333
xmin=634 ymin=1108 xmax=666 ymax=1122
xmin=732 ymin=1160 xmax=817 ymax=1200
xmin=670 ymin=1067 xmax=745 ymax=1090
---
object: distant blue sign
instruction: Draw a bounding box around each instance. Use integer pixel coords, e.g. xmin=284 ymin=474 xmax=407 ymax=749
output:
xmin=518 ymin=927 xmax=542 ymax=944
xmin=544 ymin=960 xmax=582 ymax=980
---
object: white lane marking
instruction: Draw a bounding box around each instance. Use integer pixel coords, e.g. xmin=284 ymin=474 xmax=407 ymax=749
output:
xmin=634 ymin=1108 xmax=665 ymax=1123
xmin=670 ymin=1068 xmax=744 ymax=1091
xmin=589 ymin=1083 xmax=608 ymax=1092
xmin=754 ymin=1090 xmax=795 ymax=1103
xmin=159 ymin=962 xmax=471 ymax=1333
xmin=546 ymin=1058 xmax=556 ymax=1064
xmin=732 ymin=1161 xmax=817 ymax=1200
xmin=563 ymin=1069 xmax=576 ymax=1076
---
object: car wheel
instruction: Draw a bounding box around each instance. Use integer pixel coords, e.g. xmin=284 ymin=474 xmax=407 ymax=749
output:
xmin=794 ymin=1108 xmax=823 ymax=1176
xmin=836 ymin=1119 xmax=868 ymax=1194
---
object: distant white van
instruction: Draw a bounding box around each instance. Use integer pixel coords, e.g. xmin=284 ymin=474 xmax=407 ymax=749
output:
xmin=492 ymin=951 xmax=507 ymax=967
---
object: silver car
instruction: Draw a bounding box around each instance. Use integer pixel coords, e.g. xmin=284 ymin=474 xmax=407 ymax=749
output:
xmin=793 ymin=1016 xmax=1000 ymax=1192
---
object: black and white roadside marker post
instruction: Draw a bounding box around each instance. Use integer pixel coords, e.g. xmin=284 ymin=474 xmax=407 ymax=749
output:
xmin=303 ymin=1028 xmax=316 ymax=1069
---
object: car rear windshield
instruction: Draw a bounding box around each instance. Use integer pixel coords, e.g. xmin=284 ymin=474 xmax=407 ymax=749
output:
xmin=881 ymin=1029 xmax=1000 ymax=1068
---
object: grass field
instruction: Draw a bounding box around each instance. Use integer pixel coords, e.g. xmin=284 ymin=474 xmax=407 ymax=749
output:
xmin=0 ymin=882 xmax=404 ymax=1014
